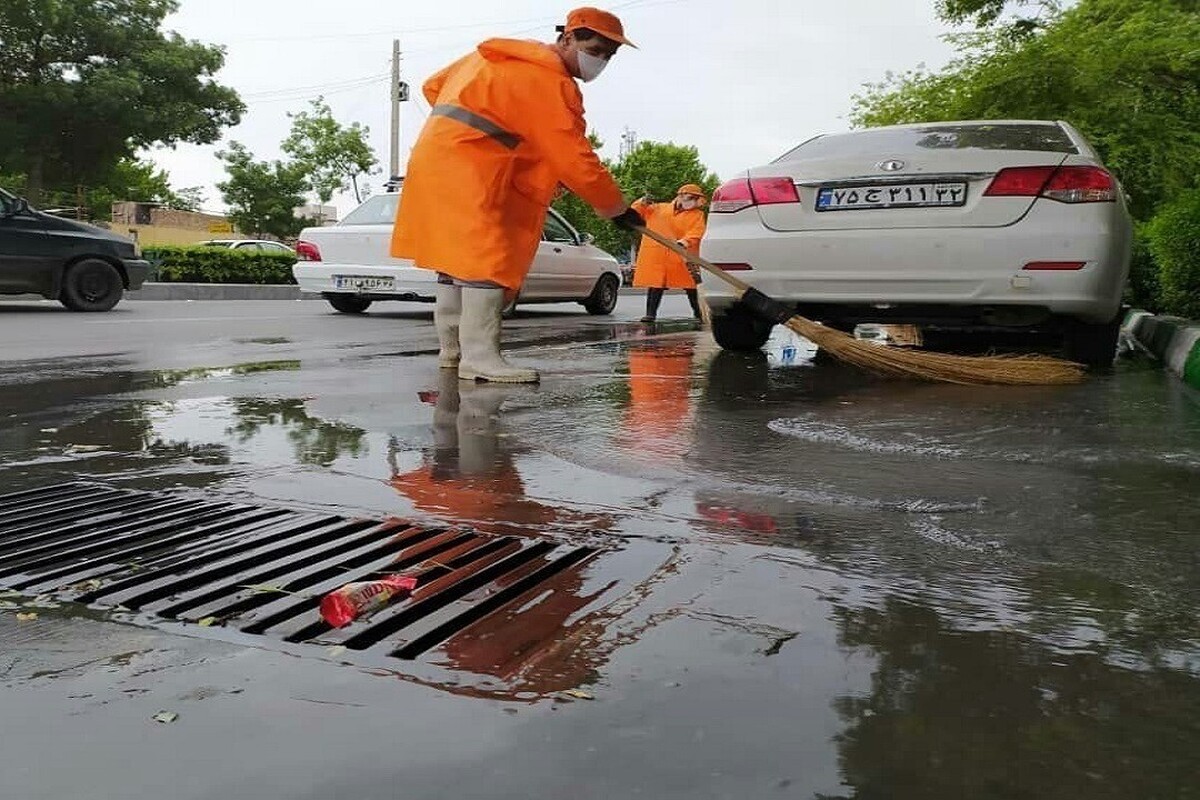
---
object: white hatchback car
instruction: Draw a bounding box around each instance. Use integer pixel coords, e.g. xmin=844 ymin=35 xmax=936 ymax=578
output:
xmin=701 ymin=120 xmax=1132 ymax=366
xmin=292 ymin=193 xmax=623 ymax=316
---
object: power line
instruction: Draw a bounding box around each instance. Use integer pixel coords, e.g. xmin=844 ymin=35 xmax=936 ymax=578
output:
xmin=247 ymin=76 xmax=390 ymax=106
xmin=241 ymin=71 xmax=390 ymax=101
xmin=220 ymin=0 xmax=658 ymax=45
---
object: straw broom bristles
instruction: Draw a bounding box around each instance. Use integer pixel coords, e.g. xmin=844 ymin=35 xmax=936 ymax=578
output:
xmin=631 ymin=225 xmax=1087 ymax=386
xmin=784 ymin=316 xmax=1086 ymax=385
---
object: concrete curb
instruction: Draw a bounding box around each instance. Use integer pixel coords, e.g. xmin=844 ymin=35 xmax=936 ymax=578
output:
xmin=1123 ymin=309 xmax=1200 ymax=390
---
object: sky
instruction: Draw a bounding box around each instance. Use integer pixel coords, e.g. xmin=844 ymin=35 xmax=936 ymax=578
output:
xmin=151 ymin=0 xmax=961 ymax=215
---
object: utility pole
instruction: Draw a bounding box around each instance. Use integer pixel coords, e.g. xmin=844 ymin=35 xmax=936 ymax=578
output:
xmin=389 ymin=38 xmax=402 ymax=183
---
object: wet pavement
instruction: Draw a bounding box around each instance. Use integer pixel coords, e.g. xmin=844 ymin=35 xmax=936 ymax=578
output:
xmin=1 ymin=297 xmax=1199 ymax=799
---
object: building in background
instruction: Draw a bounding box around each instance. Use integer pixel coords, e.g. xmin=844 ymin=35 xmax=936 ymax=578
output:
xmin=111 ymin=202 xmax=246 ymax=246
xmin=296 ymin=203 xmax=338 ymax=226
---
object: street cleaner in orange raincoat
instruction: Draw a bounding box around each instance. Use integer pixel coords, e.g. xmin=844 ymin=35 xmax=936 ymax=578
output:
xmin=631 ymin=184 xmax=708 ymax=322
xmin=391 ymin=7 xmax=645 ymax=384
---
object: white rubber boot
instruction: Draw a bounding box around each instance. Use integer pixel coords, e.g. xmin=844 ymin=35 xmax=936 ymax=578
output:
xmin=457 ymin=287 xmax=539 ymax=384
xmin=434 ymin=283 xmax=462 ymax=369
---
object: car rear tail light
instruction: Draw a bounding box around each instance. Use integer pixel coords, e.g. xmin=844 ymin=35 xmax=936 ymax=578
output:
xmin=713 ymin=262 xmax=754 ymax=271
xmin=984 ymin=166 xmax=1057 ymax=196
xmin=711 ymin=177 xmax=800 ymax=213
xmin=985 ymin=165 xmax=1116 ymax=202
xmin=295 ymin=240 xmax=322 ymax=261
xmin=1041 ymin=166 xmax=1117 ymax=202
xmin=1023 ymin=261 xmax=1086 ymax=270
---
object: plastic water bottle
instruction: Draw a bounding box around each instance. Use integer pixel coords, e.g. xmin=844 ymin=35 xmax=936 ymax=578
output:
xmin=320 ymin=574 xmax=419 ymax=628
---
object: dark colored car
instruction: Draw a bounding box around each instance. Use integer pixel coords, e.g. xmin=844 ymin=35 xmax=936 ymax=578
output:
xmin=0 ymin=187 xmax=150 ymax=311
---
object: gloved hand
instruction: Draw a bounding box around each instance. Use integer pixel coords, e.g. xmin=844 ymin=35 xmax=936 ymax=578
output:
xmin=611 ymin=207 xmax=645 ymax=231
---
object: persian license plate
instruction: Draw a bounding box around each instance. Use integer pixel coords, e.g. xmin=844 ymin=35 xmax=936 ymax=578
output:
xmin=333 ymin=275 xmax=395 ymax=291
xmin=815 ymin=182 xmax=968 ymax=211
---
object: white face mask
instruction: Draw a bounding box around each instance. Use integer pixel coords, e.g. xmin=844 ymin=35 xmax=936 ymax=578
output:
xmin=678 ymin=198 xmax=699 ymax=211
xmin=576 ymin=50 xmax=609 ymax=82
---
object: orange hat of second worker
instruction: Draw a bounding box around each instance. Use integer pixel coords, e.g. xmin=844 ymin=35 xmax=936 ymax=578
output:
xmin=677 ymin=184 xmax=706 ymax=199
xmin=562 ymin=7 xmax=636 ymax=48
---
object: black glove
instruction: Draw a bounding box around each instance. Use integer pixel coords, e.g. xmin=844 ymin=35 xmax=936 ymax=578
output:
xmin=611 ymin=207 xmax=645 ymax=231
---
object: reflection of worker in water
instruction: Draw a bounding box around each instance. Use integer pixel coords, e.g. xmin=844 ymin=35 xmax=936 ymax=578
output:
xmin=619 ymin=342 xmax=696 ymax=463
xmin=389 ymin=373 xmax=610 ymax=536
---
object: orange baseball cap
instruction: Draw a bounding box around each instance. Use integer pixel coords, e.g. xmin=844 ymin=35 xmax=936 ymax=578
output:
xmin=677 ymin=184 xmax=706 ymax=198
xmin=563 ymin=7 xmax=636 ymax=48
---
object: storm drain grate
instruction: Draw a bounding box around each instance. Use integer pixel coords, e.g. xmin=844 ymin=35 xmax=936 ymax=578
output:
xmin=0 ymin=483 xmax=599 ymax=660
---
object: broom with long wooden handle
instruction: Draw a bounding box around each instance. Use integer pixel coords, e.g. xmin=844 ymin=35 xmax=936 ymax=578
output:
xmin=631 ymin=224 xmax=1085 ymax=386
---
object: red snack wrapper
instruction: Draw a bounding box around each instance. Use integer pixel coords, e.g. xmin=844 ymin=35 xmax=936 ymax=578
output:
xmin=319 ymin=574 xmax=419 ymax=628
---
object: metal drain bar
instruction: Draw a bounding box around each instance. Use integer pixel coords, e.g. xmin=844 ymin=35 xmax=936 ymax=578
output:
xmin=0 ymin=483 xmax=598 ymax=660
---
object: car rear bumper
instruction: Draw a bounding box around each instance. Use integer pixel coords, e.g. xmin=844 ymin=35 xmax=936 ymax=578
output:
xmin=292 ymin=263 xmax=437 ymax=301
xmin=700 ymin=203 xmax=1132 ymax=324
xmin=122 ymin=259 xmax=151 ymax=290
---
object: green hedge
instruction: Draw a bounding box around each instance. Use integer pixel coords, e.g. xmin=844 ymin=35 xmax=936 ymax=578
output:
xmin=143 ymin=245 xmax=297 ymax=285
xmin=1124 ymin=222 xmax=1161 ymax=312
xmin=1146 ymin=190 xmax=1200 ymax=320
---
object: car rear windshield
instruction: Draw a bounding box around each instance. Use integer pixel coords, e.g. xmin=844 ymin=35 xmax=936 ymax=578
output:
xmin=339 ymin=193 xmax=400 ymax=225
xmin=775 ymin=123 xmax=1078 ymax=162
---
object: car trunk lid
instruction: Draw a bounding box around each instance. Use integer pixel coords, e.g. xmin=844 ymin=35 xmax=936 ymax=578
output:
xmin=299 ymin=193 xmax=407 ymax=265
xmin=755 ymin=122 xmax=1076 ymax=232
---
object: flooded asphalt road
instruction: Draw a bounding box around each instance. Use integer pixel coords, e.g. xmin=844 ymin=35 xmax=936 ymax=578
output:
xmin=1 ymin=297 xmax=1199 ymax=800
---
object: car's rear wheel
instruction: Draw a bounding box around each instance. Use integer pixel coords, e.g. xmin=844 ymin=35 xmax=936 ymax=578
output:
xmin=1063 ymin=312 xmax=1122 ymax=369
xmin=59 ymin=259 xmax=123 ymax=312
xmin=325 ymin=294 xmax=372 ymax=314
xmin=711 ymin=305 xmax=775 ymax=352
xmin=582 ymin=273 xmax=619 ymax=315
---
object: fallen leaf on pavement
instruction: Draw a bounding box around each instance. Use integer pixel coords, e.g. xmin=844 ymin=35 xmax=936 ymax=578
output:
xmin=562 ymin=689 xmax=594 ymax=701
xmin=197 ymin=617 xmax=218 ymax=627
xmin=16 ymin=612 xmax=38 ymax=622
xmin=152 ymin=711 xmax=179 ymax=724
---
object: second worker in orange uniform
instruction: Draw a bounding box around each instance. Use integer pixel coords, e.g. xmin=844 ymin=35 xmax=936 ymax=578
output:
xmin=631 ymin=184 xmax=708 ymax=322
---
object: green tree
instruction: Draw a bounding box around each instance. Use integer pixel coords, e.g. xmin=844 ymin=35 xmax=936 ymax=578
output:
xmin=1 ymin=157 xmax=202 ymax=220
xmin=216 ymin=142 xmax=310 ymax=241
xmin=850 ymin=0 xmax=1200 ymax=221
xmin=282 ymin=97 xmax=379 ymax=206
xmin=553 ymin=138 xmax=721 ymax=259
xmin=937 ymin=0 xmax=1060 ymax=35
xmin=0 ymin=0 xmax=244 ymax=205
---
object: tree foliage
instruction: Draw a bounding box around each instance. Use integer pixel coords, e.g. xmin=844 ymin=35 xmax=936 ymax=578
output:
xmin=937 ymin=0 xmax=1060 ymax=34
xmin=216 ymin=142 xmax=310 ymax=241
xmin=2 ymin=157 xmax=204 ymax=219
xmin=282 ymin=97 xmax=379 ymax=205
xmin=553 ymin=139 xmax=721 ymax=258
xmin=1146 ymin=189 xmax=1200 ymax=318
xmin=0 ymin=0 xmax=243 ymax=204
xmin=851 ymin=0 xmax=1200 ymax=220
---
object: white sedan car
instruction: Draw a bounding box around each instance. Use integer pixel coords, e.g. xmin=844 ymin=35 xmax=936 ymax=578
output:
xmin=701 ymin=120 xmax=1132 ymax=366
xmin=200 ymin=239 xmax=295 ymax=254
xmin=293 ymin=193 xmax=622 ymax=316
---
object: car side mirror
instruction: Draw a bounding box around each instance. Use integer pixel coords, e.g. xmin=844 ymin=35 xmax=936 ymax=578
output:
xmin=580 ymin=232 xmax=595 ymax=246
xmin=1 ymin=197 xmax=27 ymax=218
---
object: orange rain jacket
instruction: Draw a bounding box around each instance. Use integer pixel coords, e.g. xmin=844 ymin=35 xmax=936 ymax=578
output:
xmin=630 ymin=200 xmax=707 ymax=290
xmin=390 ymin=39 xmax=626 ymax=291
